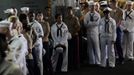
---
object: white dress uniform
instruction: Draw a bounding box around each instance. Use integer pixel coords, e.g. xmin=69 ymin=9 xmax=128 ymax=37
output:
xmin=17 ymin=34 xmax=28 ymax=75
xmin=84 ymin=11 xmax=101 ymax=65
xmin=121 ymin=9 xmax=134 ymax=60
xmin=0 ymin=21 xmax=23 ymax=75
xmin=0 ymin=21 xmax=17 ymax=63
xmin=6 ymin=34 xmax=28 ymax=75
xmin=0 ymin=60 xmax=23 ymax=75
xmin=6 ymin=35 xmax=22 ymax=62
xmin=51 ymin=22 xmax=70 ymax=72
xmin=30 ymin=20 xmax=44 ymax=75
xmin=99 ymin=16 xmax=116 ymax=67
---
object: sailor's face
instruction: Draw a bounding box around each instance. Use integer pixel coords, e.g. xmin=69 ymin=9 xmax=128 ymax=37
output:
xmin=104 ymin=12 xmax=110 ymax=18
xmin=109 ymin=2 xmax=117 ymax=8
xmin=36 ymin=13 xmax=44 ymax=20
xmin=90 ymin=5 xmax=95 ymax=11
xmin=127 ymin=4 xmax=133 ymax=10
xmin=22 ymin=17 xmax=29 ymax=26
xmin=28 ymin=13 xmax=35 ymax=22
xmin=56 ymin=15 xmax=62 ymax=23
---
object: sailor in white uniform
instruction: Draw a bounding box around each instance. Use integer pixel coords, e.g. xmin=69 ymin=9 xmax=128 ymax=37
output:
xmin=84 ymin=1 xmax=101 ymax=65
xmin=5 ymin=17 xmax=28 ymax=75
xmin=15 ymin=20 xmax=28 ymax=75
xmin=51 ymin=14 xmax=71 ymax=72
xmin=99 ymin=7 xmax=116 ymax=68
xmin=28 ymin=12 xmax=44 ymax=75
xmin=121 ymin=1 xmax=134 ymax=61
xmin=0 ymin=21 xmax=23 ymax=75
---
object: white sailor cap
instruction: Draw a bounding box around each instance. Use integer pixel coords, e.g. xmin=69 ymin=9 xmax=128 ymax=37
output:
xmin=0 ymin=21 xmax=12 ymax=33
xmin=88 ymin=1 xmax=96 ymax=6
xmin=126 ymin=1 xmax=134 ymax=5
xmin=103 ymin=7 xmax=112 ymax=12
xmin=20 ymin=7 xmax=29 ymax=12
xmin=100 ymin=1 xmax=108 ymax=6
xmin=4 ymin=8 xmax=14 ymax=14
xmin=12 ymin=8 xmax=18 ymax=15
